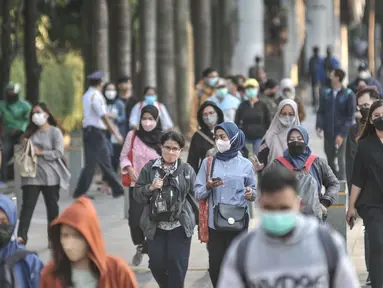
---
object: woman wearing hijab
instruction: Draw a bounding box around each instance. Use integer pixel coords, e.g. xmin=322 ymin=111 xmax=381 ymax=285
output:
xmin=40 ymin=196 xmax=138 ymax=288
xmin=256 ymin=99 xmax=300 ymax=171
xmin=120 ymin=105 xmax=162 ymax=266
xmin=195 ymin=122 xmax=257 ymax=287
xmin=279 ymin=78 xmax=306 ymax=122
xmin=0 ymin=195 xmax=43 ymax=287
xmin=187 ymin=101 xmax=224 ymax=173
xmin=100 ymin=82 xmax=126 ymax=194
xmin=266 ymin=126 xmax=339 ymax=218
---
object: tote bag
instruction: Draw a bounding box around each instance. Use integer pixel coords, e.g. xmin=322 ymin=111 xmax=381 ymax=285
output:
xmin=15 ymin=139 xmax=37 ymax=178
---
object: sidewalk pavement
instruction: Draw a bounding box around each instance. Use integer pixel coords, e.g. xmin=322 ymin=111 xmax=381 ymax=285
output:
xmin=0 ymin=109 xmax=369 ymax=287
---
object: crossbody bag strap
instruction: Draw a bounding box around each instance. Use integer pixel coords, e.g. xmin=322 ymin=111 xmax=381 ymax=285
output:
xmin=196 ymin=130 xmax=215 ymax=146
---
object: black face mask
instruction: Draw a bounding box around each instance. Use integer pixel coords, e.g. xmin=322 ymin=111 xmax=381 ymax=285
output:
xmin=0 ymin=224 xmax=14 ymax=248
xmin=288 ymin=141 xmax=306 ymax=156
xmin=360 ymin=107 xmax=370 ymax=119
xmin=373 ymin=117 xmax=383 ymax=131
xmin=6 ymin=93 xmax=18 ymax=104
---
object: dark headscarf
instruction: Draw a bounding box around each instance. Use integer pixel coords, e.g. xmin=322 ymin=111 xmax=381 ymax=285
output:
xmin=197 ymin=101 xmax=224 ymax=134
xmin=214 ymin=122 xmax=245 ymax=161
xmin=283 ymin=126 xmax=320 ymax=192
xmin=136 ymin=105 xmax=162 ymax=154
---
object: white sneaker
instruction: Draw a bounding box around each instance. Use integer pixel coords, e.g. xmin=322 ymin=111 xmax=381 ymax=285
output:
xmin=132 ymin=245 xmax=144 ymax=266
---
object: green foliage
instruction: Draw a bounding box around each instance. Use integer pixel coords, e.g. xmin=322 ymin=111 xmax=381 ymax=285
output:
xmin=10 ymin=53 xmax=84 ymax=132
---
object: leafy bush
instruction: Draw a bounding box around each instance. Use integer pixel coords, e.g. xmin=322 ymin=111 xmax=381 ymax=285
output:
xmin=10 ymin=52 xmax=84 ymax=131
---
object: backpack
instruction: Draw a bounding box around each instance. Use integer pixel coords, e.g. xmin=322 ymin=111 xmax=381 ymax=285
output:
xmin=149 ymin=163 xmax=188 ymax=222
xmin=0 ymin=250 xmax=36 ymax=288
xmin=276 ymin=155 xmax=323 ymax=219
xmin=237 ymin=225 xmax=339 ymax=288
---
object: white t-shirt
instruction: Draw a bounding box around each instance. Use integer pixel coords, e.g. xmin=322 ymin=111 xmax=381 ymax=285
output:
xmin=71 ymin=267 xmax=98 ymax=288
xmin=82 ymin=87 xmax=107 ymax=129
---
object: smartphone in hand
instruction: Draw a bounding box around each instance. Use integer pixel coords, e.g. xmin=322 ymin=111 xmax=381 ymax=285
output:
xmin=249 ymin=155 xmax=260 ymax=165
xmin=211 ymin=177 xmax=222 ymax=182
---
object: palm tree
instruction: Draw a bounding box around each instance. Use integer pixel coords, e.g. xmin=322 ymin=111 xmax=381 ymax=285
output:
xmin=139 ymin=0 xmax=157 ymax=91
xmin=193 ymin=0 xmax=212 ymax=80
xmin=157 ymin=0 xmax=176 ymax=123
xmin=107 ymin=0 xmax=131 ymax=82
xmin=174 ymin=0 xmax=190 ymax=133
xmin=24 ymin=0 xmax=41 ymax=104
xmin=0 ymin=0 xmax=13 ymax=99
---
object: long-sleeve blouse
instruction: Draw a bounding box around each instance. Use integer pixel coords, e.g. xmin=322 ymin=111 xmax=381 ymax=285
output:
xmin=120 ymin=130 xmax=159 ymax=187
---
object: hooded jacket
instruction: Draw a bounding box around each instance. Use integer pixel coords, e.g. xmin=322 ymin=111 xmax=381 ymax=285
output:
xmin=40 ymin=197 xmax=138 ymax=288
xmin=187 ymin=101 xmax=224 ymax=172
xmin=0 ymin=195 xmax=43 ymax=288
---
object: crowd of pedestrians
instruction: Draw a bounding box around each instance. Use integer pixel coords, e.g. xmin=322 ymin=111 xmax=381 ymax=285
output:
xmin=0 ymin=46 xmax=382 ymax=287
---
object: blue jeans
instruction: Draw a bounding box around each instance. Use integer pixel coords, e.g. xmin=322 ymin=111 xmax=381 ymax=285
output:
xmin=245 ymin=139 xmax=262 ymax=157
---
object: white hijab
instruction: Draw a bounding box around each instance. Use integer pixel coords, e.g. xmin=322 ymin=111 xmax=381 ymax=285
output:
xmin=279 ymin=78 xmax=296 ymax=100
xmin=262 ymin=99 xmax=300 ymax=164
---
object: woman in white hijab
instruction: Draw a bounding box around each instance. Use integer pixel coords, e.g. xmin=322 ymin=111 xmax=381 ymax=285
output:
xmin=255 ymin=99 xmax=300 ymax=171
xmin=279 ymin=78 xmax=306 ymax=122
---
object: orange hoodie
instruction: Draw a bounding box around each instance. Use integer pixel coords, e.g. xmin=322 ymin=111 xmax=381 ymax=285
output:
xmin=40 ymin=197 xmax=138 ymax=288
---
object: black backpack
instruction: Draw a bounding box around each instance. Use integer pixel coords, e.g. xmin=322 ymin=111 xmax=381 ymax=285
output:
xmin=149 ymin=163 xmax=188 ymax=222
xmin=0 ymin=250 xmax=35 ymax=288
xmin=236 ymin=225 xmax=339 ymax=288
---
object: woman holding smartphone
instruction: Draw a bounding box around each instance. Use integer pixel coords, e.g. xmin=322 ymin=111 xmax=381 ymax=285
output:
xmin=195 ymin=122 xmax=256 ymax=287
xmin=347 ymin=100 xmax=383 ymax=287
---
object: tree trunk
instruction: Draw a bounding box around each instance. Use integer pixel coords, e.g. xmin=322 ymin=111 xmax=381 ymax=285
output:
xmin=81 ymin=0 xmax=92 ymax=91
xmin=174 ymin=0 xmax=190 ymax=133
xmin=0 ymin=0 xmax=13 ymax=100
xmin=157 ymin=0 xmax=177 ymax=123
xmin=194 ymin=0 xmax=212 ymax=80
xmin=107 ymin=0 xmax=131 ymax=82
xmin=139 ymin=0 xmax=157 ymax=93
xmin=211 ymin=0 xmax=222 ymax=73
xmin=91 ymin=0 xmax=109 ymax=80
xmin=222 ymin=0 xmax=238 ymax=75
xmin=24 ymin=0 xmax=41 ymax=105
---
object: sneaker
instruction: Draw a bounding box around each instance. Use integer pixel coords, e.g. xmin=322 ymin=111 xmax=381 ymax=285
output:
xmin=366 ymin=274 xmax=371 ymax=285
xmin=132 ymin=245 xmax=144 ymax=266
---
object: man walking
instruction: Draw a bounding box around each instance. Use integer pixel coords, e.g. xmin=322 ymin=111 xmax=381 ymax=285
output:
xmin=308 ymin=46 xmax=322 ymax=109
xmin=316 ymin=69 xmax=356 ymax=181
xmin=73 ymin=71 xmax=124 ymax=199
xmin=217 ymin=167 xmax=359 ymax=288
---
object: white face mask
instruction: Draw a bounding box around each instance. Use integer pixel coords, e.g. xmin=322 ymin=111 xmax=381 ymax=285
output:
xmin=216 ymin=139 xmax=231 ymax=153
xmin=105 ymin=90 xmax=117 ymax=100
xmin=32 ymin=112 xmax=47 ymax=126
xmin=283 ymin=91 xmax=295 ymax=100
xmin=359 ymin=71 xmax=371 ymax=80
xmin=279 ymin=115 xmax=296 ymax=127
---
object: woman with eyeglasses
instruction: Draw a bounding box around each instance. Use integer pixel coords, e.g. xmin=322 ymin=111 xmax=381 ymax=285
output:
xmin=120 ymin=105 xmax=162 ymax=266
xmin=347 ymin=100 xmax=383 ymax=287
xmin=133 ymin=131 xmax=197 ymax=288
xmin=194 ymin=122 xmax=256 ymax=287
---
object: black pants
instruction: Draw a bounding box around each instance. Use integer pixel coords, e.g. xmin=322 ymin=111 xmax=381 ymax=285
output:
xmin=311 ymin=82 xmax=320 ymax=107
xmin=73 ymin=127 xmax=124 ymax=198
xmin=359 ymin=207 xmax=383 ymax=288
xmin=1 ymin=131 xmax=22 ymax=181
xmin=17 ymin=185 xmax=60 ymax=244
xmin=324 ymin=136 xmax=346 ymax=181
xmin=208 ymin=227 xmax=247 ymax=287
xmin=103 ymin=143 xmax=122 ymax=182
xmin=147 ymin=227 xmax=191 ymax=288
xmin=128 ymin=187 xmax=145 ymax=247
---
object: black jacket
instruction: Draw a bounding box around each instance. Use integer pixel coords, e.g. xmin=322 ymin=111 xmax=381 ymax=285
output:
xmin=187 ymin=101 xmax=224 ymax=173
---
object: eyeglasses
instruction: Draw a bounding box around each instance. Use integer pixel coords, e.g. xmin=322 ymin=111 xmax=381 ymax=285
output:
xmin=162 ymin=146 xmax=181 ymax=153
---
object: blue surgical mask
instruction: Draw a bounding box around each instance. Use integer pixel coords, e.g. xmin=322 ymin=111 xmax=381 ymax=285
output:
xmin=260 ymin=210 xmax=297 ymax=236
xmin=208 ymin=77 xmax=218 ymax=87
xmin=145 ymin=95 xmax=157 ymax=105
xmin=246 ymin=88 xmax=258 ymax=99
xmin=216 ymin=88 xmax=228 ymax=99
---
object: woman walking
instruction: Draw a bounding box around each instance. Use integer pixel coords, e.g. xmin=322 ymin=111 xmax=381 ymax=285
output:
xmin=256 ymin=99 xmax=300 ymax=171
xmin=195 ymin=122 xmax=256 ymax=287
xmin=347 ymin=100 xmax=383 ymax=288
xmin=17 ymin=103 xmax=69 ymax=245
xmin=134 ymin=131 xmax=197 ymax=288
xmin=120 ymin=105 xmax=162 ymax=266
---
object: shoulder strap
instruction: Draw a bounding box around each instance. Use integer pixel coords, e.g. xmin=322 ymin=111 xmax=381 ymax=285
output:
xmin=237 ymin=231 xmax=256 ymax=287
xmin=128 ymin=131 xmax=136 ymax=163
xmin=206 ymin=157 xmax=212 ymax=181
xmin=276 ymin=157 xmax=294 ymax=171
xmin=196 ymin=130 xmax=215 ymax=146
xmin=156 ymin=103 xmax=163 ymax=114
xmin=304 ymin=154 xmax=317 ymax=172
xmin=139 ymin=101 xmax=144 ymax=111
xmin=5 ymin=250 xmax=35 ymax=267
xmin=317 ymin=225 xmax=338 ymax=288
